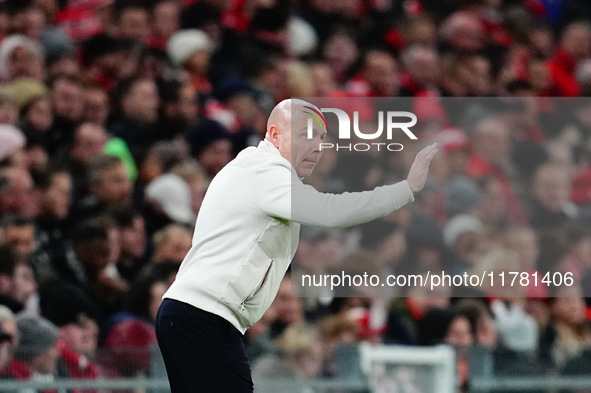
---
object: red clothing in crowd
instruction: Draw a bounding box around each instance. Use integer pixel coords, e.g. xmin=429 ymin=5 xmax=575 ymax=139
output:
xmin=400 ymin=73 xmax=428 ymax=97
xmin=3 ymin=358 xmax=32 ymax=381
xmin=2 ymin=359 xmax=58 ymax=393
xmin=1 ymin=343 xmax=98 ymax=393
xmin=55 ymin=0 xmax=105 ymax=41
xmin=57 ymin=341 xmax=100 ymax=381
xmin=548 ymin=48 xmax=581 ymax=97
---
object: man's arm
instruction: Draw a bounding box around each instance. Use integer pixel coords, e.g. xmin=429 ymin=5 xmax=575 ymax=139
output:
xmin=256 ymin=144 xmax=438 ymax=228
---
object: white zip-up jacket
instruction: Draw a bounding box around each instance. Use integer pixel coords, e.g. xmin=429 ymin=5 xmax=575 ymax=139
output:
xmin=163 ymin=139 xmax=415 ymax=334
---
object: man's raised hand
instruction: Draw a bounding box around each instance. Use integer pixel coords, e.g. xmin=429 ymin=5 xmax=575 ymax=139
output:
xmin=406 ymin=143 xmax=439 ymax=195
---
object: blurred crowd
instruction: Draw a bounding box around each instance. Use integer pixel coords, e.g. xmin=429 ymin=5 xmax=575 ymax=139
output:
xmin=0 ymin=0 xmax=589 ymax=391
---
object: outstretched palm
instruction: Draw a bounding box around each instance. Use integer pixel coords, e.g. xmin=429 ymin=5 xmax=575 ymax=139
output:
xmin=407 ymin=143 xmax=439 ymax=195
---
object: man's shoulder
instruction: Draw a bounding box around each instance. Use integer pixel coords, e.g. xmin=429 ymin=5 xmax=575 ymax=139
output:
xmin=232 ymin=144 xmax=292 ymax=173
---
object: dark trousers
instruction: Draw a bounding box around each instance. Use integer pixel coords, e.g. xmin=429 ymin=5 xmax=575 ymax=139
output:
xmin=156 ymin=298 xmax=254 ymax=393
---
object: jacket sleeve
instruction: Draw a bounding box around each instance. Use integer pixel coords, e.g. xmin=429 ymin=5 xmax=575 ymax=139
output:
xmin=255 ymin=159 xmax=414 ymax=228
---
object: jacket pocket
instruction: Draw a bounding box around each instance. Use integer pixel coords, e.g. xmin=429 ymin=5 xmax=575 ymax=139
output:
xmin=241 ymin=259 xmax=273 ymax=311
xmin=221 ymin=244 xmax=274 ymax=315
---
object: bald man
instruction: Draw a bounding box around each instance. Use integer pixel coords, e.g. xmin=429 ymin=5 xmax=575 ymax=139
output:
xmin=156 ymin=99 xmax=437 ymax=393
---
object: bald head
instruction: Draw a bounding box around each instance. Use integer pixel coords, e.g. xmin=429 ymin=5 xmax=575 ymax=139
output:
xmin=266 ymin=99 xmax=291 ymax=139
xmin=266 ymin=99 xmax=324 ymax=139
xmin=265 ymin=99 xmax=325 ymax=177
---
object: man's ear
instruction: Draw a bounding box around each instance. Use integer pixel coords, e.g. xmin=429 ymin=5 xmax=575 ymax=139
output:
xmin=268 ymin=125 xmax=280 ymax=147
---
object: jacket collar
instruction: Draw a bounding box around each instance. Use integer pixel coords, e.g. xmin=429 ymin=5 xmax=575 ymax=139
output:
xmin=258 ymin=139 xmax=302 ymax=180
xmin=258 ymin=138 xmax=281 ymax=156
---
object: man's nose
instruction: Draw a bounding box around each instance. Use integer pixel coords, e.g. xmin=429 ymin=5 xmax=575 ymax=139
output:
xmin=312 ymin=138 xmax=322 ymax=152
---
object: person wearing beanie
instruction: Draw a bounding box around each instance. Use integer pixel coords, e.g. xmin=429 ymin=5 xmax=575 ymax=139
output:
xmin=145 ymin=173 xmax=196 ymax=226
xmin=186 ymin=119 xmax=233 ymax=179
xmin=203 ymin=76 xmax=264 ymax=156
xmin=444 ymin=175 xmax=484 ymax=218
xmin=157 ymin=99 xmax=438 ymax=392
xmin=0 ymin=34 xmax=44 ymax=83
xmin=12 ymin=315 xmax=60 ymax=379
xmin=0 ymin=124 xmax=26 ymax=163
xmin=167 ymin=29 xmax=214 ymax=95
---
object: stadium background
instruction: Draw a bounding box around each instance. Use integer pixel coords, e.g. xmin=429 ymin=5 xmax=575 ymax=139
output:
xmin=0 ymin=0 xmax=590 ymax=391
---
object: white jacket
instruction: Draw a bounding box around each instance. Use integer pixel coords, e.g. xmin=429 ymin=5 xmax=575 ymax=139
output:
xmin=163 ymin=139 xmax=414 ymax=333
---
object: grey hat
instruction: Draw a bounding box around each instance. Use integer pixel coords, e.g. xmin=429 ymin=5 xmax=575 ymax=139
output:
xmin=444 ymin=176 xmax=484 ymax=217
xmin=15 ymin=316 xmax=59 ymax=360
xmin=40 ymin=28 xmax=74 ymax=65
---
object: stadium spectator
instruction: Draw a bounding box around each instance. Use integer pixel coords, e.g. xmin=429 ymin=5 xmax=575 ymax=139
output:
xmin=316 ymin=314 xmax=360 ymax=378
xmin=503 ymin=225 xmax=540 ymax=273
xmin=467 ymin=112 xmax=528 ymax=222
xmin=77 ymin=154 xmax=132 ymax=219
xmin=14 ymin=80 xmax=52 ymax=138
xmin=81 ymin=34 xmax=126 ymax=93
xmin=109 ymin=77 xmax=161 ymax=161
xmin=82 ymin=85 xmax=110 ymax=127
xmin=149 ymin=0 xmax=181 ymax=50
xmin=144 ymin=173 xmax=195 ymax=227
xmin=169 ymin=160 xmax=208 ymax=217
xmin=186 ymin=119 xmax=232 ymax=179
xmin=35 ymin=164 xmax=72 ymax=225
xmin=252 ymin=323 xmax=324 ymax=380
xmin=529 ymin=163 xmax=578 ymax=231
xmin=358 ymin=220 xmax=406 ymax=277
xmin=319 ymin=30 xmax=359 ymax=84
xmin=399 ymin=45 xmax=439 ymax=97
xmin=1 ymin=215 xmax=36 ymax=255
xmin=548 ymin=21 xmax=591 ymax=97
xmin=41 ymin=285 xmax=100 ymax=380
xmin=455 ymin=300 xmax=498 ymax=350
xmin=269 ymin=275 xmax=304 ymax=339
xmin=111 ymin=1 xmax=150 ymax=44
xmin=64 ymin=122 xmax=108 ymax=202
xmin=110 ymin=208 xmax=147 ymax=282
xmin=47 ymin=75 xmax=84 ymax=154
xmin=0 ymin=306 xmax=17 ymax=377
xmin=444 ymin=214 xmax=485 ymax=275
xmin=158 ymin=80 xmax=199 ymax=138
xmin=50 ymin=216 xmax=126 ymax=320
xmin=0 ymin=167 xmax=37 ymax=217
xmin=9 ymin=315 xmax=62 ymax=382
xmin=539 ymin=284 xmax=591 ymax=370
xmin=346 ymin=49 xmax=399 ymax=97
xmin=384 ymin=274 xmax=451 ymax=345
xmin=418 ymin=308 xmax=473 ymax=390
xmin=439 ymin=11 xmax=486 ymax=53
xmin=167 ymin=29 xmax=213 ymax=95
xmin=0 ymin=35 xmax=44 ymax=83
xmin=151 ymin=224 xmax=192 ymax=264
xmin=0 ymin=126 xmax=27 ymax=170
xmin=137 ymin=141 xmax=188 ymax=188
xmin=100 ymin=262 xmax=177 ymax=377
xmin=0 ymin=245 xmax=28 ymax=313
xmin=0 ymin=94 xmax=18 ymax=126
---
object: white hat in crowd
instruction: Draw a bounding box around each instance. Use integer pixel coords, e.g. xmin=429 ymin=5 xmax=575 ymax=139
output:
xmin=167 ymin=29 xmax=213 ymax=67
